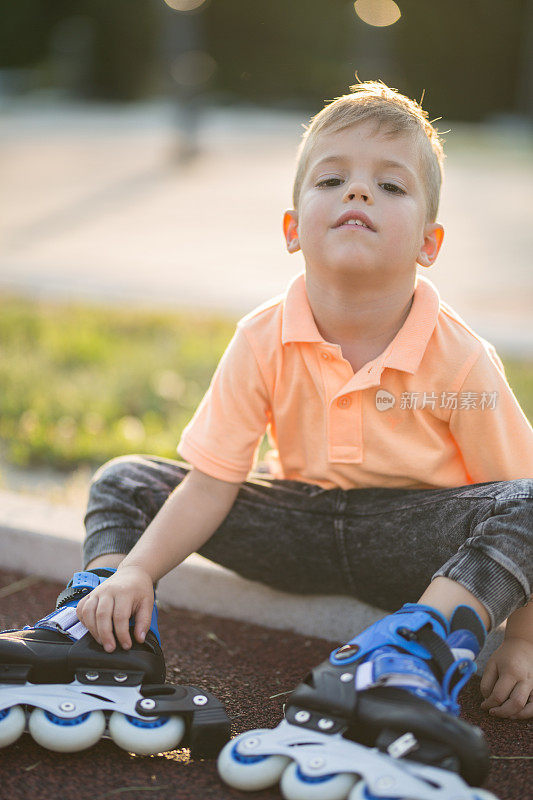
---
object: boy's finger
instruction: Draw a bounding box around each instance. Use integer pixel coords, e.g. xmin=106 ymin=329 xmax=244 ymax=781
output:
xmin=95 ymin=595 xmax=116 ymax=652
xmin=479 ymin=660 xmax=498 ymax=699
xmin=481 ymin=674 xmax=516 ymax=711
xmin=489 ymin=681 xmax=532 ymax=718
xmin=511 ymin=697 xmax=533 ymax=720
xmin=77 ymin=595 xmax=99 ymax=641
xmin=112 ymin=595 xmax=133 ymax=650
xmin=134 ymin=599 xmax=153 ymax=644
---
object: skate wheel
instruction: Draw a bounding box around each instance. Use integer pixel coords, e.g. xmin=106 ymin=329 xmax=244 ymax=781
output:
xmin=348 ymin=782 xmax=379 ymax=800
xmin=217 ymin=732 xmax=290 ymax=791
xmin=0 ymin=705 xmax=26 ymax=747
xmin=28 ymin=707 xmax=106 ymax=752
xmin=108 ymin=712 xmax=185 ymax=755
xmin=349 ymin=778 xmax=500 ymax=800
xmin=281 ymin=760 xmax=357 ymax=800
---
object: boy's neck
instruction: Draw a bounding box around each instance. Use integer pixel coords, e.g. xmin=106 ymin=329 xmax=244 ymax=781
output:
xmin=304 ymin=270 xmax=416 ymax=364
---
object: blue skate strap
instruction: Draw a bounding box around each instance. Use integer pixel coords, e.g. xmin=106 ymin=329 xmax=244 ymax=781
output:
xmin=330 ymin=604 xmax=453 ymax=676
xmin=55 ymin=569 xmax=117 ymax=609
xmin=329 ymin=603 xmax=482 ymax=714
xmin=150 ymin=603 xmax=161 ymax=645
xmin=31 ymin=606 xmax=88 ymax=640
xmin=30 ymin=569 xmax=162 ymax=645
xmin=27 ymin=571 xmax=118 ymax=640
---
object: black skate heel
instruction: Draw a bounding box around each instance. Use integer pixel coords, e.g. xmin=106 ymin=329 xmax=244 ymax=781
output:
xmin=137 ymin=683 xmax=231 ymax=759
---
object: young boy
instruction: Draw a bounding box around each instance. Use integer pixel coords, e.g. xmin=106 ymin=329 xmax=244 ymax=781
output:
xmin=78 ymin=81 xmax=533 ymax=721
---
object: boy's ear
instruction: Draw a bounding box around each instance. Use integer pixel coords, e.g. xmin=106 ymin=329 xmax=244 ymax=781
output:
xmin=283 ymin=210 xmax=300 ymax=254
xmin=417 ymin=223 xmax=444 ymax=268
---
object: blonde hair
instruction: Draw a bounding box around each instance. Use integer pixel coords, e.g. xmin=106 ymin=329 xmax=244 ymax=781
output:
xmin=292 ymin=80 xmax=445 ymax=222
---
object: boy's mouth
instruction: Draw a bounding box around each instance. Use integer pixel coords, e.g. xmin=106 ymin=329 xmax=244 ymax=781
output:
xmin=333 ymin=210 xmax=376 ymax=231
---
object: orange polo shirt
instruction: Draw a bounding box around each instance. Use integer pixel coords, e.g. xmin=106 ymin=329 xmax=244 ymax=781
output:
xmin=177 ymin=272 xmax=533 ymax=489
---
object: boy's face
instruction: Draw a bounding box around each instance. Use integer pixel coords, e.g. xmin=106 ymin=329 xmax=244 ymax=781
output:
xmin=284 ymin=122 xmax=443 ymax=281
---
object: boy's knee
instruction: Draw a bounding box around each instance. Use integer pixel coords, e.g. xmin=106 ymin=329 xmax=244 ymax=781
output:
xmin=90 ymin=454 xmax=147 ymax=488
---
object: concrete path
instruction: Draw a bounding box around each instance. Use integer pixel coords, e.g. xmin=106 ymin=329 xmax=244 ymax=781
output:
xmin=1 ymin=97 xmax=532 ymax=354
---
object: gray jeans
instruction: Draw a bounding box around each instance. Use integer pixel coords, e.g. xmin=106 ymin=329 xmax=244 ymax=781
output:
xmin=83 ymin=455 xmax=533 ymax=630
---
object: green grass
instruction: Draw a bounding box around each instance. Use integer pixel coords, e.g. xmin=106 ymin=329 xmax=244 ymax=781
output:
xmin=0 ymin=296 xmax=235 ymax=470
xmin=0 ymin=294 xmax=531 ymax=471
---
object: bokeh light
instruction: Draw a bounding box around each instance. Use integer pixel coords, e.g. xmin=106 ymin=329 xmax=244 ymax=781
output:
xmin=163 ymin=0 xmax=208 ymax=11
xmin=354 ymin=0 xmax=401 ymax=27
xmin=170 ymin=50 xmax=217 ymax=87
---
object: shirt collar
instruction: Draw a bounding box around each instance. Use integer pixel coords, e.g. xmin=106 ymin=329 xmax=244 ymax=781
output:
xmin=281 ymin=271 xmax=441 ymax=374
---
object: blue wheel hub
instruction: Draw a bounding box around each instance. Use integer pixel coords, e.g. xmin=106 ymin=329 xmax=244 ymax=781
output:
xmin=295 ymin=765 xmax=339 ymax=784
xmin=44 ymin=711 xmax=90 ymax=726
xmin=231 ymin=740 xmax=269 ymax=764
xmin=125 ymin=714 xmax=170 ymax=729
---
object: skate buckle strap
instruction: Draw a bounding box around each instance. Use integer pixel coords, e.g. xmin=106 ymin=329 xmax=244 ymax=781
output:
xmin=330 ymin=606 xmax=454 ymax=677
xmin=386 ymin=731 xmax=419 ymax=759
xmin=55 ymin=569 xmax=117 ymax=610
xmin=72 ymin=571 xmax=102 ymax=589
xmin=56 ymin=571 xmax=101 ymax=609
xmin=404 ymin=622 xmax=455 ymax=682
xmin=33 ymin=605 xmax=89 ymax=641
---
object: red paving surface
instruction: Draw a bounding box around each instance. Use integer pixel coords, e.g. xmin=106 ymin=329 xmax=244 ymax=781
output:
xmin=0 ymin=569 xmax=531 ymax=800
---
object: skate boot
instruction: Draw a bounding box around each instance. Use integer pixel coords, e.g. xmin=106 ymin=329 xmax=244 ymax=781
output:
xmin=0 ymin=569 xmax=230 ymax=756
xmin=218 ymin=603 xmax=499 ymax=800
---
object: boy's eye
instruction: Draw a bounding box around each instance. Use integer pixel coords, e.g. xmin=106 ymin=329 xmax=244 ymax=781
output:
xmin=380 ymin=182 xmax=406 ymax=195
xmin=316 ymin=177 xmax=342 ymax=188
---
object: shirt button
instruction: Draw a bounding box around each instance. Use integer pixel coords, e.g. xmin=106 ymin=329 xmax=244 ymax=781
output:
xmin=321 ymin=352 xmax=330 ymax=360
xmin=337 ymin=396 xmax=352 ymax=409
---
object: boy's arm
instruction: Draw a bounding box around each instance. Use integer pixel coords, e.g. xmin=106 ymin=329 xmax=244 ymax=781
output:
xmin=77 ymin=468 xmax=240 ymax=651
xmin=504 ymin=599 xmax=533 ymax=643
xmin=119 ymin=467 xmax=240 ymax=581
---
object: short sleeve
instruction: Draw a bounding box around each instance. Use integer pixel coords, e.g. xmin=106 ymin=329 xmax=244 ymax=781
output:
xmin=449 ymin=347 xmax=533 ymax=483
xmin=177 ymin=326 xmax=270 ymax=482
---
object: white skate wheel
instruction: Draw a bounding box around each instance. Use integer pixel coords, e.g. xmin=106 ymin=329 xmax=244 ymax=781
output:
xmin=0 ymin=705 xmax=26 ymax=747
xmin=217 ymin=732 xmax=291 ymax=791
xmin=108 ymin=712 xmax=185 ymax=755
xmin=281 ymin=759 xmax=357 ymax=800
xmin=28 ymin=707 xmax=106 ymax=752
xmin=471 ymin=791 xmax=501 ymax=800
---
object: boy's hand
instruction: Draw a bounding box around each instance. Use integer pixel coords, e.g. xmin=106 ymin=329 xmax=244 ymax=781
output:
xmin=479 ymin=637 xmax=533 ymax=719
xmin=76 ymin=566 xmax=154 ymax=653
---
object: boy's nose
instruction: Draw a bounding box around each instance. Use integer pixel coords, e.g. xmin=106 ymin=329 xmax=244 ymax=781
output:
xmin=344 ymin=180 xmax=373 ymax=204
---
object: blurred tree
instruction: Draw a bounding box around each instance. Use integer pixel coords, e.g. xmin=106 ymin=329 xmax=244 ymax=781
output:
xmin=86 ymin=0 xmax=159 ymax=100
xmin=396 ymin=0 xmax=527 ymax=122
xmin=0 ymin=0 xmax=158 ymax=100
xmin=204 ymin=0 xmax=352 ymax=108
xmin=515 ymin=0 xmax=533 ymax=119
xmin=158 ymin=1 xmax=211 ymax=161
xmin=0 ymin=0 xmax=530 ymax=121
xmin=0 ymin=0 xmax=71 ymax=67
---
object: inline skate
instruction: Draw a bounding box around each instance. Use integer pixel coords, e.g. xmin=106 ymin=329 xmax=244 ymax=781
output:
xmin=218 ymin=602 xmax=499 ymax=799
xmin=0 ymin=569 xmax=230 ymax=756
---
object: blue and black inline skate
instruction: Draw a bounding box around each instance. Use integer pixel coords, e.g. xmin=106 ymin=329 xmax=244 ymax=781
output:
xmin=218 ymin=602 xmax=498 ymax=800
xmin=0 ymin=569 xmax=230 ymax=756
